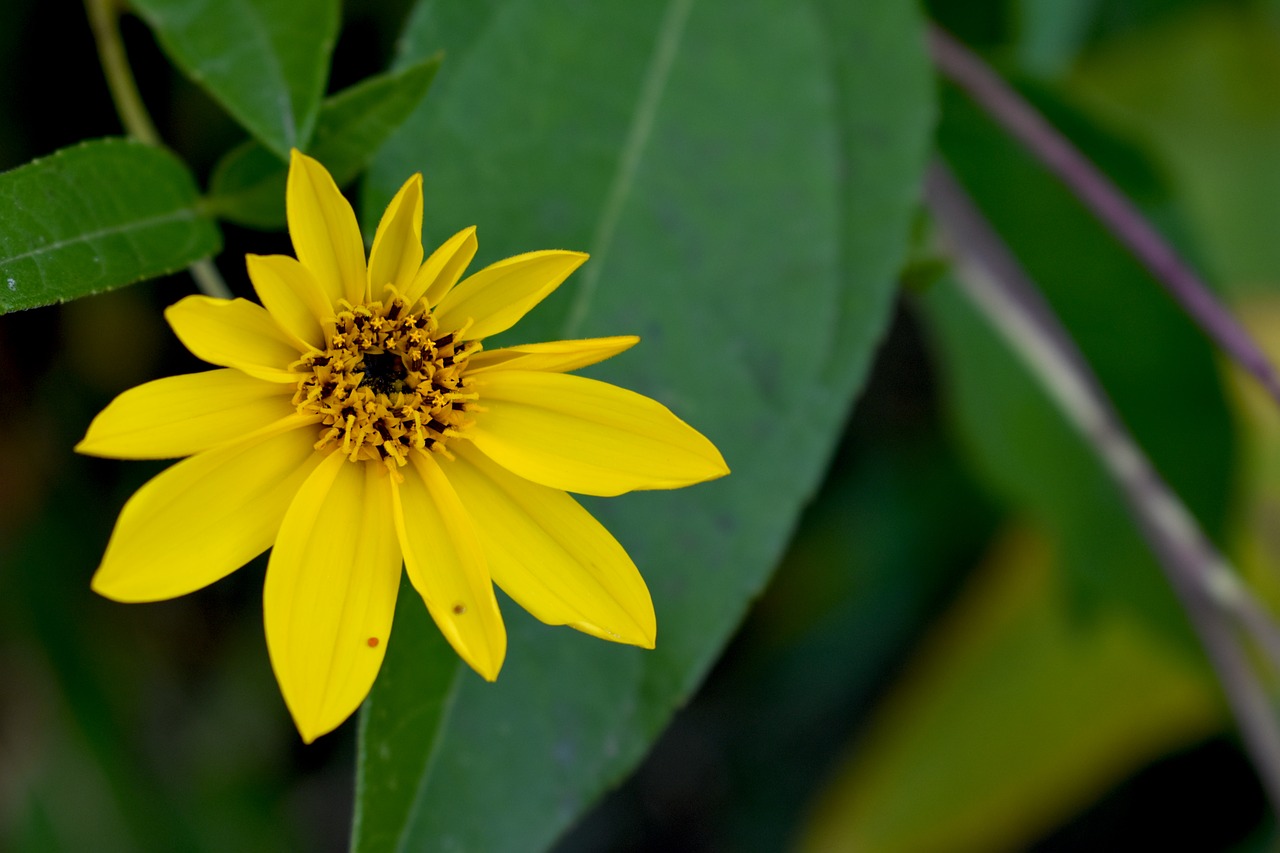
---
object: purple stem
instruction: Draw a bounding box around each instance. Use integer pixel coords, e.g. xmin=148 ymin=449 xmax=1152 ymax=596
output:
xmin=928 ymin=23 xmax=1280 ymax=407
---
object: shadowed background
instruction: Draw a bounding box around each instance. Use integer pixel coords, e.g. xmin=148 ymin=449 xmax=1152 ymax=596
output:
xmin=3 ymin=0 xmax=1279 ymax=851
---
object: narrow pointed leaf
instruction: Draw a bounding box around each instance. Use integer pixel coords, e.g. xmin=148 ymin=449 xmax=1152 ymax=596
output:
xmin=0 ymin=139 xmax=220 ymax=314
xmin=208 ymin=57 xmax=441 ymax=229
xmin=131 ymin=0 xmax=339 ymax=158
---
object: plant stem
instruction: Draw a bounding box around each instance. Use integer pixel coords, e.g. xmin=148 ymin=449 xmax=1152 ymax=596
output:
xmin=84 ymin=0 xmax=161 ymax=146
xmin=925 ymin=159 xmax=1280 ymax=816
xmin=928 ymin=23 xmax=1280 ymax=410
xmin=187 ymin=259 xmax=231 ymax=300
xmin=84 ymin=0 xmax=232 ymax=300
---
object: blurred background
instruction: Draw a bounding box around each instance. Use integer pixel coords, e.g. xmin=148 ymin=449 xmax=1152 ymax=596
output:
xmin=4 ymin=0 xmax=1280 ymax=850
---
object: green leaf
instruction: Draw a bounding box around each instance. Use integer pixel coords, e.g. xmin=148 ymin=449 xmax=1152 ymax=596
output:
xmin=796 ymin=525 xmax=1221 ymax=852
xmin=207 ymin=57 xmax=442 ymax=229
xmin=352 ymin=0 xmax=933 ymax=850
xmin=350 ymin=577 xmax=460 ymax=853
xmin=924 ymin=83 xmax=1236 ymax=648
xmin=1013 ymin=0 xmax=1104 ymax=76
xmin=0 ymin=139 xmax=220 ymax=314
xmin=130 ymin=0 xmax=339 ymax=158
xmin=675 ymin=427 xmax=1000 ymax=851
xmin=1068 ymin=3 xmax=1280 ymax=294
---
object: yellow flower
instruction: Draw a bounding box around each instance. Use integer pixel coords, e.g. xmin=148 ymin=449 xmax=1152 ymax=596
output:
xmin=77 ymin=151 xmax=729 ymax=742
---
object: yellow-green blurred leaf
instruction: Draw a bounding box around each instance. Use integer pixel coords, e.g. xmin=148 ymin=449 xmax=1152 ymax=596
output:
xmin=1222 ymin=296 xmax=1280 ymax=608
xmin=798 ymin=525 xmax=1222 ymax=853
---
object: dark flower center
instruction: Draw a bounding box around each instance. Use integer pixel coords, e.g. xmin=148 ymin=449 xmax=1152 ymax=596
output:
xmin=289 ymin=287 xmax=480 ymax=470
xmin=359 ymin=351 xmax=409 ymax=396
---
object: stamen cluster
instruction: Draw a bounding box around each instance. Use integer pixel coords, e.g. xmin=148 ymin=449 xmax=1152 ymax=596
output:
xmin=291 ymin=287 xmax=477 ymax=469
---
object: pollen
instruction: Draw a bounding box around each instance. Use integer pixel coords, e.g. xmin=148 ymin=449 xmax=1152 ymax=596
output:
xmin=291 ymin=286 xmax=479 ymax=472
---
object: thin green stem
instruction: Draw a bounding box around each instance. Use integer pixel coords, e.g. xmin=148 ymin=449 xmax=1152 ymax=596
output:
xmin=84 ymin=0 xmax=232 ymax=300
xmin=188 ymin=258 xmax=232 ymax=300
xmin=84 ymin=0 xmax=160 ymax=146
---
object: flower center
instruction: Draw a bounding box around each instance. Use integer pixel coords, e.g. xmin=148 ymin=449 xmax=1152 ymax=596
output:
xmin=291 ymin=288 xmax=479 ymax=470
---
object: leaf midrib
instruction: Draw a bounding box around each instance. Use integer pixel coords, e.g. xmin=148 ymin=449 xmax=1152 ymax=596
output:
xmin=390 ymin=665 xmax=463 ymax=853
xmin=0 ymin=207 xmax=203 ymax=268
xmin=561 ymin=0 xmax=695 ymax=338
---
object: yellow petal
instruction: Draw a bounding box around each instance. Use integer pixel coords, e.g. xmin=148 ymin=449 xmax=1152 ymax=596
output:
xmin=247 ymin=254 xmax=331 ymax=349
xmin=367 ymin=173 xmax=424 ymax=301
xmin=391 ymin=451 xmax=506 ymax=680
xmin=448 ymin=443 xmax=655 ymax=647
xmin=467 ymin=336 xmax=640 ymax=375
xmin=165 ymin=295 xmax=300 ymax=383
xmin=467 ymin=370 xmax=730 ymax=496
xmin=265 ymin=453 xmax=402 ymax=743
xmin=403 ymin=226 xmax=477 ymax=307
xmin=286 ymin=149 xmax=367 ymax=307
xmin=76 ymin=369 xmax=294 ymax=459
xmin=433 ymin=250 xmax=587 ymax=341
xmin=91 ymin=416 xmax=324 ymax=603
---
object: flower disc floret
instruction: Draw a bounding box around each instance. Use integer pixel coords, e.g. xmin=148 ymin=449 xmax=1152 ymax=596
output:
xmin=292 ymin=287 xmax=478 ymax=469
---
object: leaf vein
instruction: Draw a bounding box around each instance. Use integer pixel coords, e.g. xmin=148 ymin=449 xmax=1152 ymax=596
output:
xmin=562 ymin=0 xmax=694 ymax=336
xmin=393 ymin=664 xmax=463 ymax=853
xmin=0 ymin=207 xmax=202 ymax=268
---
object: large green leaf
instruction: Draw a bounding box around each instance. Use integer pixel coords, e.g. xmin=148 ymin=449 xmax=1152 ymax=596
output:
xmin=0 ymin=139 xmax=220 ymax=314
xmin=206 ymin=57 xmax=442 ymax=229
xmin=131 ymin=0 xmax=338 ymax=158
xmin=350 ymin=0 xmax=933 ymax=850
xmin=925 ymin=83 xmax=1236 ymax=647
xmin=619 ymin=422 xmax=1000 ymax=851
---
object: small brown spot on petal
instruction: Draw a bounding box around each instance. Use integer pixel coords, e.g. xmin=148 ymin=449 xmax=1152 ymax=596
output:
xmin=367 ymin=637 xmax=379 ymax=648
xmin=452 ymin=603 xmax=466 ymax=615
